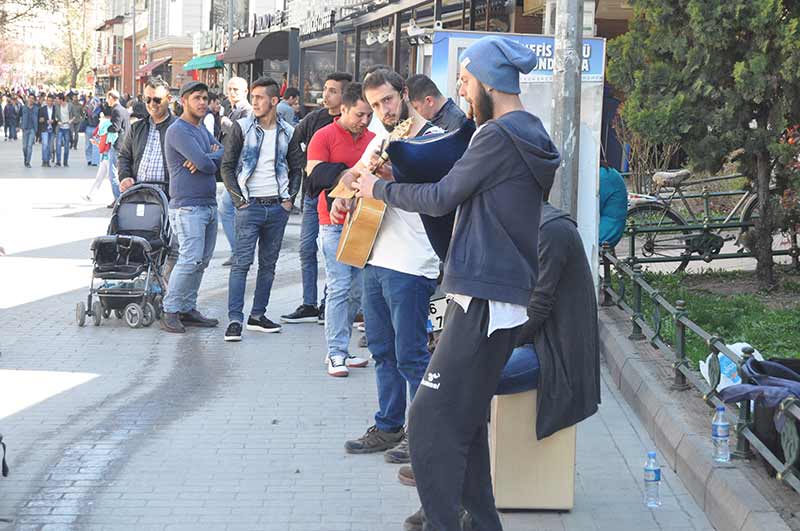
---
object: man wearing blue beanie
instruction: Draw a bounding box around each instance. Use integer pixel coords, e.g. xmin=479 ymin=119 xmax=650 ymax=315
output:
xmin=354 ymin=35 xmax=561 ymax=531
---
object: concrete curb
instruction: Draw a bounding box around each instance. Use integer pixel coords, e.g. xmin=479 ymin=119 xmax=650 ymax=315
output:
xmin=599 ymin=308 xmax=791 ymax=531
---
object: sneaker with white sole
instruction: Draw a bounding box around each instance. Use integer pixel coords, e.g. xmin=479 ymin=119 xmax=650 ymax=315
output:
xmin=246 ymin=316 xmax=282 ymax=333
xmin=224 ymin=322 xmax=243 ymax=342
xmin=327 ymin=355 xmax=349 ymax=377
xmin=346 ymin=354 xmax=369 ymax=367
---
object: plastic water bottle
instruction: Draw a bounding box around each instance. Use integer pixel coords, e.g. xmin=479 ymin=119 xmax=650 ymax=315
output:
xmin=712 ymin=406 xmax=731 ymax=463
xmin=644 ymin=451 xmax=662 ymax=508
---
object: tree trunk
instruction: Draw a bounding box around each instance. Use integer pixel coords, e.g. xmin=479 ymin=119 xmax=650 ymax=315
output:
xmin=755 ymin=149 xmax=775 ymax=289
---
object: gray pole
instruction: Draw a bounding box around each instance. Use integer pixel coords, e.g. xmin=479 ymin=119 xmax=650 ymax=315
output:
xmin=132 ymin=0 xmax=137 ymax=95
xmin=226 ymin=0 xmax=235 ymax=83
xmin=550 ymin=0 xmax=583 ymax=217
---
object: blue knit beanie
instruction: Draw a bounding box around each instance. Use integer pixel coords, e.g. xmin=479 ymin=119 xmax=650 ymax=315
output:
xmin=459 ymin=36 xmax=537 ymax=95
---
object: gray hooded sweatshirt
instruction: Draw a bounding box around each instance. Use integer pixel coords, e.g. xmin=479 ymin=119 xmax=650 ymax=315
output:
xmin=374 ymin=110 xmax=560 ymax=306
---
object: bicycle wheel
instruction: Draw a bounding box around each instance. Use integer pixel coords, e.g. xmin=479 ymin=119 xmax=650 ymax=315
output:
xmin=617 ymin=203 xmax=692 ymax=273
xmin=739 ymin=191 xmax=792 ymax=253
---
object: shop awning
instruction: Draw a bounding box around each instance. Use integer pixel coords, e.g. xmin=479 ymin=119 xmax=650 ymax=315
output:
xmin=223 ymin=30 xmax=291 ymax=64
xmin=183 ymin=54 xmax=224 ymax=71
xmin=136 ymin=57 xmax=171 ymax=78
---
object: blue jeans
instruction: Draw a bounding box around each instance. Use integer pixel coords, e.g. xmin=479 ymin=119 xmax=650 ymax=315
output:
xmin=163 ymin=205 xmax=218 ymax=314
xmin=85 ymin=126 xmax=99 ymax=164
xmin=300 ymin=195 xmax=320 ymax=306
xmin=320 ymin=224 xmax=362 ymax=357
xmin=22 ymin=129 xmax=35 ymax=164
xmin=41 ymin=130 xmax=54 ymax=163
xmin=227 ymin=202 xmax=290 ymax=323
xmin=363 ymin=265 xmax=437 ymax=432
xmin=56 ymin=128 xmax=70 ymax=164
xmin=108 ymin=146 xmax=121 ymax=199
xmin=218 ymin=189 xmax=236 ymax=255
xmin=496 ymin=344 xmax=540 ymax=395
xmin=7 ymin=124 xmax=17 ymax=140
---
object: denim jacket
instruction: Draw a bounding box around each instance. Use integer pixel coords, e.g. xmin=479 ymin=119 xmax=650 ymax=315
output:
xmin=235 ymin=116 xmax=294 ymax=201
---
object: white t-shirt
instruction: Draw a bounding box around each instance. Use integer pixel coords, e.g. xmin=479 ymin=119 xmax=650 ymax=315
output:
xmin=247 ymin=128 xmax=278 ymax=198
xmin=362 ymin=129 xmax=439 ymax=279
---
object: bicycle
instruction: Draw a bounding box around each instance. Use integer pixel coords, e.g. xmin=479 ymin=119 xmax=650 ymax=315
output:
xmin=617 ymin=170 xmax=790 ymax=272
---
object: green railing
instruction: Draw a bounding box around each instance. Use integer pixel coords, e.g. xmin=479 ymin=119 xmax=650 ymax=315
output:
xmin=600 ymin=243 xmax=800 ymax=492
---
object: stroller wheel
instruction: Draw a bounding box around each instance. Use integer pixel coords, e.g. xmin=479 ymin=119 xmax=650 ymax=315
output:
xmin=92 ymin=301 xmax=103 ymax=326
xmin=114 ymin=309 xmax=124 ymax=320
xmin=76 ymin=302 xmax=86 ymax=327
xmin=124 ymin=303 xmax=144 ymax=329
xmin=142 ymin=302 xmax=156 ymax=327
xmin=102 ymin=307 xmax=112 ymax=319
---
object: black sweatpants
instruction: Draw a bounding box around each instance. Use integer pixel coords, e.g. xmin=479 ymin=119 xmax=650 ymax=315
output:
xmin=408 ymin=298 xmax=519 ymax=531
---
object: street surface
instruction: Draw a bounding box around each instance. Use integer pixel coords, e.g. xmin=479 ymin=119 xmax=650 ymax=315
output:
xmin=0 ymin=137 xmax=713 ymax=530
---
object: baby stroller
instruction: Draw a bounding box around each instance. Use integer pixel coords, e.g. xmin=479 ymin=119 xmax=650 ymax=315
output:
xmin=75 ymin=182 xmax=170 ymax=328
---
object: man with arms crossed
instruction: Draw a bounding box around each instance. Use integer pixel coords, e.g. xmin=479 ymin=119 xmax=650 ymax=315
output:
xmin=220 ymin=77 xmax=300 ymax=341
xmin=160 ymin=81 xmax=224 ymax=333
xmin=353 ymin=37 xmax=560 ymax=531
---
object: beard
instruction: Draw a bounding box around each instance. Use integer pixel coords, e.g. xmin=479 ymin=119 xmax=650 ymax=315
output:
xmin=473 ymin=85 xmax=494 ymax=126
xmin=383 ymin=100 xmax=410 ymax=133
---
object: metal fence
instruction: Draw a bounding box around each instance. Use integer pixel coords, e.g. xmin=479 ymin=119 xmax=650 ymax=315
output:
xmin=600 ymin=243 xmax=800 ymax=492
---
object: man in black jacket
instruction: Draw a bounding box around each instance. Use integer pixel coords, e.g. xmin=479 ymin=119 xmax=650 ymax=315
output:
xmin=117 ymin=77 xmax=178 ymax=282
xmin=279 ymin=71 xmax=352 ymax=325
xmin=37 ymin=94 xmax=57 ymax=167
xmin=106 ymin=89 xmax=130 ymax=201
xmin=118 ymin=77 xmax=175 ymax=195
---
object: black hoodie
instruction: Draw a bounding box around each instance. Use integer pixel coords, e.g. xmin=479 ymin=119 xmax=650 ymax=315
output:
xmin=519 ymin=203 xmax=601 ymax=439
xmin=374 ymin=110 xmax=560 ymax=306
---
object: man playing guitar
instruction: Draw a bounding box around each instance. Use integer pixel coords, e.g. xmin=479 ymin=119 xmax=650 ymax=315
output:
xmin=331 ymin=69 xmax=441 ymax=465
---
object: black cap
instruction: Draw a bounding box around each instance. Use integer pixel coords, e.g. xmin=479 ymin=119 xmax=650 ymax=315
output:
xmin=179 ymin=81 xmax=208 ymax=98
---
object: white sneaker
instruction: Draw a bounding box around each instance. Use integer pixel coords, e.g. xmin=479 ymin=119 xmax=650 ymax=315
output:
xmin=327 ymin=355 xmax=349 ymax=377
xmin=346 ymin=354 xmax=369 ymax=368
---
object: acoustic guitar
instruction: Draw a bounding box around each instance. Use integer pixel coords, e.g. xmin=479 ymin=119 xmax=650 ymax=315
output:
xmin=331 ymin=118 xmax=414 ymax=268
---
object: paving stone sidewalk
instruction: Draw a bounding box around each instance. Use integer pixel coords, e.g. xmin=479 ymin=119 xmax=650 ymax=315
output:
xmin=0 ymin=140 xmax=714 ymax=530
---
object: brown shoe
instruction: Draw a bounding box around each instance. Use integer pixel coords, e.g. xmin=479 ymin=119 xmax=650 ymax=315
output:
xmin=403 ymin=506 xmax=425 ymax=531
xmin=160 ymin=312 xmax=185 ymax=333
xmin=398 ymin=465 xmax=416 ymax=487
xmin=344 ymin=425 xmax=404 ymax=454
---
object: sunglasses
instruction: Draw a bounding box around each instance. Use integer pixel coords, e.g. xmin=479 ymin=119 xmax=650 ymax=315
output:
xmin=145 ymin=96 xmax=163 ymax=105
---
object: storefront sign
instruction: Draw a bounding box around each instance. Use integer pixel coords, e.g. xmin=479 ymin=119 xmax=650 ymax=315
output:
xmin=96 ymin=64 xmax=123 ymax=77
xmin=299 ymin=9 xmax=336 ymax=36
xmin=251 ymin=10 xmax=287 ymax=35
xmin=193 ymin=30 xmax=223 ymax=55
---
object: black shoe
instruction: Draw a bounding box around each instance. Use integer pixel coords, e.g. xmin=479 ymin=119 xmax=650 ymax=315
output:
xmin=222 ymin=257 xmax=233 ymax=267
xmin=25 ymin=163 xmax=30 ymax=168
xmin=179 ymin=309 xmax=219 ymax=327
xmin=224 ymin=322 xmax=242 ymax=342
xmin=160 ymin=312 xmax=186 ymax=333
xmin=106 ymin=202 xmax=115 ymax=209
xmin=280 ymin=304 xmax=318 ymax=324
xmin=63 ymin=162 xmax=69 ymax=167
xmin=403 ymin=507 xmax=425 ymax=531
xmin=54 ymin=162 xmax=61 ymax=167
xmin=42 ymin=161 xmax=49 ymax=167
xmin=345 ymin=425 xmax=404 ymax=454
xmin=246 ymin=315 xmax=281 ymax=333
xmin=317 ymin=302 xmax=325 ymax=325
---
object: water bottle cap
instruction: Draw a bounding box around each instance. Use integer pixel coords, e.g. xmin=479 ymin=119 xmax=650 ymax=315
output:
xmin=716 ymin=406 xmax=725 ymax=412
xmin=648 ymin=451 xmax=656 ymax=458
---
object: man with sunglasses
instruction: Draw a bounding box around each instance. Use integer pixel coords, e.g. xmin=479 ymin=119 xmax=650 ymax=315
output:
xmin=118 ymin=77 xmax=176 ymax=196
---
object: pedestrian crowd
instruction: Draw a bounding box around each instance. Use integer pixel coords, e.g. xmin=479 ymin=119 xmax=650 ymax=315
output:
xmin=59 ymin=35 xmax=603 ymax=531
